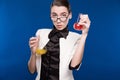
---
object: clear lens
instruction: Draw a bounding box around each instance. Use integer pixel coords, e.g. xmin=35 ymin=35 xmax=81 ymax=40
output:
xmin=51 ymin=15 xmax=69 ymax=22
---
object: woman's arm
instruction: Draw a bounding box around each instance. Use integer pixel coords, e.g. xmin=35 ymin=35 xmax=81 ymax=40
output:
xmin=70 ymin=14 xmax=91 ymax=68
xmin=28 ymin=36 xmax=39 ymax=73
xmin=70 ymin=33 xmax=88 ymax=68
xmin=28 ymin=53 xmax=36 ymax=74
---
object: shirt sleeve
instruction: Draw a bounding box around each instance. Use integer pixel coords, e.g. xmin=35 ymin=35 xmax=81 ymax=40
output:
xmin=69 ymin=35 xmax=82 ymax=70
xmin=69 ymin=60 xmax=82 ymax=70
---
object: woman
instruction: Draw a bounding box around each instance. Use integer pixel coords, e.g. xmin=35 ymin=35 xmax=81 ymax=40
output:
xmin=28 ymin=0 xmax=91 ymax=80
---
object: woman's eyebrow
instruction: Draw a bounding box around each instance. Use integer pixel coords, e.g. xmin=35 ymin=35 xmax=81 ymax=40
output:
xmin=51 ymin=12 xmax=68 ymax=16
xmin=60 ymin=12 xmax=68 ymax=14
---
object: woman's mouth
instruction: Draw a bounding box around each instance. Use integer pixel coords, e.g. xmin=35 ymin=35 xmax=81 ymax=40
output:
xmin=57 ymin=25 xmax=62 ymax=28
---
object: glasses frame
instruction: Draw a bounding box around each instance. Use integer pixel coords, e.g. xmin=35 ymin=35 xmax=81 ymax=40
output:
xmin=51 ymin=14 xmax=69 ymax=22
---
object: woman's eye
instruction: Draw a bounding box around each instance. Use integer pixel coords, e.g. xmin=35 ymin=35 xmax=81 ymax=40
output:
xmin=61 ymin=14 xmax=67 ymax=17
xmin=51 ymin=15 xmax=57 ymax=18
xmin=51 ymin=13 xmax=58 ymax=17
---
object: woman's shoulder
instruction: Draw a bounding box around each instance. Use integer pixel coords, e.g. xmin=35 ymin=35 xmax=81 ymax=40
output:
xmin=69 ymin=31 xmax=81 ymax=37
xmin=37 ymin=28 xmax=52 ymax=32
xmin=35 ymin=28 xmax=52 ymax=36
xmin=66 ymin=31 xmax=81 ymax=43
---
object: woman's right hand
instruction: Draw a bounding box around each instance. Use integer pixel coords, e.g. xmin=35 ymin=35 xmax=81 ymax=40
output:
xmin=29 ymin=36 xmax=40 ymax=55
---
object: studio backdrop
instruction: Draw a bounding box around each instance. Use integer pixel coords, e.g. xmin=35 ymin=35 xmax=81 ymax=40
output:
xmin=0 ymin=0 xmax=120 ymax=80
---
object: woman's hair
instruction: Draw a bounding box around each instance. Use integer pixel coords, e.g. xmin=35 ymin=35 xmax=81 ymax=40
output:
xmin=50 ymin=0 xmax=71 ymax=13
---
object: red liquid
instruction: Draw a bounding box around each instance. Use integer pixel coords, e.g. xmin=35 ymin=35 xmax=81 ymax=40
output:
xmin=73 ymin=23 xmax=83 ymax=30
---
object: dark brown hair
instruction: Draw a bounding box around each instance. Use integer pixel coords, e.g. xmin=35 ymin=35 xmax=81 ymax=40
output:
xmin=51 ymin=0 xmax=71 ymax=13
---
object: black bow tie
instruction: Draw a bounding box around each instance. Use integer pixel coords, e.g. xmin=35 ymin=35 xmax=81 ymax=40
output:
xmin=48 ymin=25 xmax=69 ymax=39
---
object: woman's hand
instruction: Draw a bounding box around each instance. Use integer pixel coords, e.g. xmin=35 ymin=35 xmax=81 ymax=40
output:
xmin=78 ymin=14 xmax=91 ymax=34
xmin=29 ymin=36 xmax=40 ymax=55
xmin=28 ymin=36 xmax=39 ymax=74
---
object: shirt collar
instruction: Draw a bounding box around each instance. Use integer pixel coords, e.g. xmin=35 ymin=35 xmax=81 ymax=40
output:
xmin=48 ymin=25 xmax=69 ymax=39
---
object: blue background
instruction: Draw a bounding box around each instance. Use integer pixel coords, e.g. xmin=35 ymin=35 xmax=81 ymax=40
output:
xmin=0 ymin=0 xmax=120 ymax=80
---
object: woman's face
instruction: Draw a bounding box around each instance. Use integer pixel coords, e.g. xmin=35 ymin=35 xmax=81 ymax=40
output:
xmin=51 ymin=6 xmax=72 ymax=30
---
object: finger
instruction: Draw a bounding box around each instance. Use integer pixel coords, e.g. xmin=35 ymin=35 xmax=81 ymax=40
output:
xmin=78 ymin=22 xmax=90 ymax=29
xmin=80 ymin=14 xmax=90 ymax=22
xmin=79 ymin=18 xmax=91 ymax=28
xmin=29 ymin=44 xmax=35 ymax=48
xmin=29 ymin=38 xmax=39 ymax=45
xmin=29 ymin=38 xmax=38 ymax=47
xmin=30 ymin=37 xmax=39 ymax=41
xmin=80 ymin=14 xmax=88 ymax=19
xmin=36 ymin=35 xmax=40 ymax=42
xmin=80 ymin=16 xmax=89 ymax=22
xmin=79 ymin=19 xmax=87 ymax=24
xmin=29 ymin=42 xmax=38 ymax=48
xmin=29 ymin=40 xmax=37 ymax=45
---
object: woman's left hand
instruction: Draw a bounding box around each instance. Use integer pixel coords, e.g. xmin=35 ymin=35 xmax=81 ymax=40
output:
xmin=78 ymin=14 xmax=91 ymax=34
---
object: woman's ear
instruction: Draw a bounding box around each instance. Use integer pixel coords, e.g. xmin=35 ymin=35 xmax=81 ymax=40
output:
xmin=69 ymin=12 xmax=72 ymax=19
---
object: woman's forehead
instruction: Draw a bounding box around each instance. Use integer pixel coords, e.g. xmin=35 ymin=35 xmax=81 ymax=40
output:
xmin=51 ymin=6 xmax=68 ymax=14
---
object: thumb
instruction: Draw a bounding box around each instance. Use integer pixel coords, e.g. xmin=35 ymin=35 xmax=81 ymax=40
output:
xmin=36 ymin=35 xmax=40 ymax=42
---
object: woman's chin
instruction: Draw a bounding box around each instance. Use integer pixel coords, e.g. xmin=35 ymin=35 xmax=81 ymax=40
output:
xmin=56 ymin=27 xmax=64 ymax=30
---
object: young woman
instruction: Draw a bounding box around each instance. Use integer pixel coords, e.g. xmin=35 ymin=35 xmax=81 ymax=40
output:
xmin=28 ymin=0 xmax=91 ymax=80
